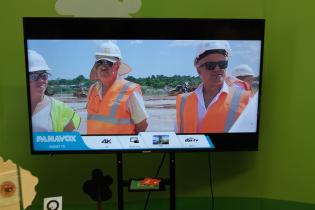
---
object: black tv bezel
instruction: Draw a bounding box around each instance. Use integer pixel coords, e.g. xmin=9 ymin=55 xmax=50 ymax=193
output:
xmin=23 ymin=17 xmax=265 ymax=154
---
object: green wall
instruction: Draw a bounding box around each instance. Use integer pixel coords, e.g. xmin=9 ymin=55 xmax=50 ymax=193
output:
xmin=1 ymin=0 xmax=315 ymax=209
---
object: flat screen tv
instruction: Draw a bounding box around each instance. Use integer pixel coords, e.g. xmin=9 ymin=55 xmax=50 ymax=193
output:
xmin=23 ymin=18 xmax=265 ymax=153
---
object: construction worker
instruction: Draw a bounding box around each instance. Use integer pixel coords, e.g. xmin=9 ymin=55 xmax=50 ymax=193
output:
xmin=28 ymin=50 xmax=81 ymax=132
xmin=231 ymin=64 xmax=256 ymax=92
xmin=87 ymin=41 xmax=148 ymax=134
xmin=225 ymin=74 xmax=251 ymax=91
xmin=176 ymin=41 xmax=250 ymax=133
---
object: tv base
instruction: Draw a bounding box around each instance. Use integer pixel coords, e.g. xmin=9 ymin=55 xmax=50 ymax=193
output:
xmin=128 ymin=178 xmax=166 ymax=192
xmin=116 ymin=152 xmax=176 ymax=210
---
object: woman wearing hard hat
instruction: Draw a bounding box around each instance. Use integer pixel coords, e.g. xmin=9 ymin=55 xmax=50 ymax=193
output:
xmin=86 ymin=41 xmax=148 ymax=134
xmin=176 ymin=40 xmax=251 ymax=133
xmin=28 ymin=50 xmax=81 ymax=132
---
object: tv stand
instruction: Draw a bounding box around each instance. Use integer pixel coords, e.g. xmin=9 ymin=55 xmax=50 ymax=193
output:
xmin=116 ymin=152 xmax=176 ymax=210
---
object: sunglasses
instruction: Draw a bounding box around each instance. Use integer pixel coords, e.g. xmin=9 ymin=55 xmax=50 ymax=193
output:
xmin=95 ymin=59 xmax=115 ymax=68
xmin=29 ymin=72 xmax=49 ymax=81
xmin=199 ymin=60 xmax=228 ymax=71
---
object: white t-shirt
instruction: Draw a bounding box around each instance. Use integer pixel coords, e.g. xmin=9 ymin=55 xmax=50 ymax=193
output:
xmin=127 ymin=91 xmax=149 ymax=124
xmin=32 ymin=97 xmax=53 ymax=132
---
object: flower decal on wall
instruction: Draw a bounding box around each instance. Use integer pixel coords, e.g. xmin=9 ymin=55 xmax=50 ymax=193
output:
xmin=0 ymin=156 xmax=38 ymax=210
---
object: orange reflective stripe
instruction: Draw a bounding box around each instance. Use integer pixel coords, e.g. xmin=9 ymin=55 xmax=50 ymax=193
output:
xmin=224 ymin=88 xmax=242 ymax=132
xmin=87 ymin=114 xmax=134 ymax=124
xmin=179 ymin=94 xmax=189 ymax=133
xmin=176 ymin=87 xmax=250 ymax=133
xmin=200 ymin=87 xmax=250 ymax=132
xmin=109 ymin=81 xmax=134 ymax=118
xmin=176 ymin=93 xmax=198 ymax=133
xmin=87 ymin=79 xmax=139 ymax=134
xmin=236 ymin=89 xmax=251 ymax=118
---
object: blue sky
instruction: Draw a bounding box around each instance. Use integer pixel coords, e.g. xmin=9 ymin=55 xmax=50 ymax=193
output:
xmin=27 ymin=40 xmax=261 ymax=80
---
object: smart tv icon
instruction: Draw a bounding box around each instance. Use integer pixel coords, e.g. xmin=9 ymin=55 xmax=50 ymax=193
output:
xmin=152 ymin=135 xmax=169 ymax=145
xmin=130 ymin=137 xmax=139 ymax=143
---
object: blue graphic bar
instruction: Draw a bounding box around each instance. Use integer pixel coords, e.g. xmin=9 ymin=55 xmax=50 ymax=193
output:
xmin=206 ymin=136 xmax=215 ymax=148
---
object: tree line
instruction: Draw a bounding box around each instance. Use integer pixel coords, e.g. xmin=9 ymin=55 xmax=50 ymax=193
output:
xmin=125 ymin=75 xmax=201 ymax=89
xmin=48 ymin=74 xmax=201 ymax=93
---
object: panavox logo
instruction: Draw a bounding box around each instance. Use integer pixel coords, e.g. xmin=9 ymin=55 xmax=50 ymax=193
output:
xmin=36 ymin=135 xmax=77 ymax=143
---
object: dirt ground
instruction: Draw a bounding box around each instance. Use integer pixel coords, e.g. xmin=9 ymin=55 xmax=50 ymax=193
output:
xmin=58 ymin=95 xmax=177 ymax=133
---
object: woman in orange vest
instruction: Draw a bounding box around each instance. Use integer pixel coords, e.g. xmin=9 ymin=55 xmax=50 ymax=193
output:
xmin=176 ymin=41 xmax=250 ymax=133
xmin=87 ymin=41 xmax=148 ymax=134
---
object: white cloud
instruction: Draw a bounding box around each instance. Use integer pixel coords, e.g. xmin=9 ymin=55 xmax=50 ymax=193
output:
xmin=232 ymin=41 xmax=261 ymax=56
xmin=168 ymin=40 xmax=201 ymax=47
xmin=229 ymin=41 xmax=262 ymax=76
xmin=130 ymin=40 xmax=143 ymax=44
xmin=55 ymin=0 xmax=142 ymax=17
xmin=93 ymin=40 xmax=117 ymax=46
xmin=232 ymin=41 xmax=261 ymax=62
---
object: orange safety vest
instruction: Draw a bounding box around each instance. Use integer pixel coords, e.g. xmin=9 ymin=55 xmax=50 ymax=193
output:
xmin=87 ymin=79 xmax=141 ymax=134
xmin=176 ymin=87 xmax=250 ymax=133
xmin=225 ymin=76 xmax=251 ymax=91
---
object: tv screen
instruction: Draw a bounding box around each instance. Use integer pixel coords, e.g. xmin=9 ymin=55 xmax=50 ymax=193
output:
xmin=23 ymin=18 xmax=265 ymax=153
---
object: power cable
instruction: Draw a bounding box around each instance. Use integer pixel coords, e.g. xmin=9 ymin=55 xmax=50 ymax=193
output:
xmin=143 ymin=153 xmax=167 ymax=210
xmin=208 ymin=153 xmax=214 ymax=210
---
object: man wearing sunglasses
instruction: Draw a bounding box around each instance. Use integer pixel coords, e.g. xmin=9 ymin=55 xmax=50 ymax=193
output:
xmin=87 ymin=42 xmax=148 ymax=134
xmin=28 ymin=50 xmax=81 ymax=132
xmin=176 ymin=41 xmax=250 ymax=133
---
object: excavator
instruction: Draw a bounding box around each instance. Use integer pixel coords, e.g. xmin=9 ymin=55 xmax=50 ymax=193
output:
xmin=72 ymin=85 xmax=87 ymax=98
xmin=167 ymin=82 xmax=197 ymax=96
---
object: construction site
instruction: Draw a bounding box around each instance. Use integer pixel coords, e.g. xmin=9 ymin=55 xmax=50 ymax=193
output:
xmin=51 ymin=76 xmax=259 ymax=134
xmin=57 ymin=93 xmax=177 ymax=134
xmin=49 ymin=79 xmax=199 ymax=134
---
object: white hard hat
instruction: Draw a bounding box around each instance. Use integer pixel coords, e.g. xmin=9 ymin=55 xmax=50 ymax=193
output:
xmin=28 ymin=50 xmax=51 ymax=72
xmin=95 ymin=41 xmax=123 ymax=59
xmin=90 ymin=41 xmax=132 ymax=80
xmin=232 ymin=64 xmax=255 ymax=77
xmin=194 ymin=40 xmax=232 ymax=64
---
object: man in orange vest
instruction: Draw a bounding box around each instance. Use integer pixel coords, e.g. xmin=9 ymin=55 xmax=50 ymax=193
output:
xmin=176 ymin=41 xmax=250 ymax=133
xmin=87 ymin=41 xmax=148 ymax=134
